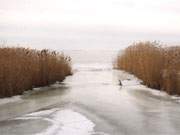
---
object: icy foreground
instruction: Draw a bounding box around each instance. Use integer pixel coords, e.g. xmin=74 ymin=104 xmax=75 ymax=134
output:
xmin=15 ymin=108 xmax=108 ymax=135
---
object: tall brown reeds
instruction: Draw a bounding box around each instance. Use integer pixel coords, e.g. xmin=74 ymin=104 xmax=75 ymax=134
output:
xmin=115 ymin=42 xmax=180 ymax=95
xmin=0 ymin=47 xmax=72 ymax=97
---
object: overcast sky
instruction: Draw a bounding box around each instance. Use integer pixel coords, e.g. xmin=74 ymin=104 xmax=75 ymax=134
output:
xmin=0 ymin=0 xmax=180 ymax=50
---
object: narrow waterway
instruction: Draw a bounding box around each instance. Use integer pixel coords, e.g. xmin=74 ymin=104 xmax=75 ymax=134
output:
xmin=0 ymin=50 xmax=180 ymax=135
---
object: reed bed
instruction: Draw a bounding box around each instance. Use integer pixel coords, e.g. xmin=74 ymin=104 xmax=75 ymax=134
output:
xmin=0 ymin=47 xmax=72 ymax=97
xmin=115 ymin=42 xmax=180 ymax=95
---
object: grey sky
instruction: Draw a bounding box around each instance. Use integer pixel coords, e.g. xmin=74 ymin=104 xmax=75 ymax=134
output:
xmin=0 ymin=0 xmax=180 ymax=50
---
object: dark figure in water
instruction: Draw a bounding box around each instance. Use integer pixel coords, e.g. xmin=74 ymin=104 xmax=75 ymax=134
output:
xmin=119 ymin=80 xmax=122 ymax=86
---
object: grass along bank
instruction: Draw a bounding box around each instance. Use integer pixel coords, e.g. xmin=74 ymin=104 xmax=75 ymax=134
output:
xmin=115 ymin=42 xmax=180 ymax=95
xmin=0 ymin=47 xmax=72 ymax=97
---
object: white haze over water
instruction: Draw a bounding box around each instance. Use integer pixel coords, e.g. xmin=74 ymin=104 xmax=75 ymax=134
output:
xmin=0 ymin=0 xmax=180 ymax=50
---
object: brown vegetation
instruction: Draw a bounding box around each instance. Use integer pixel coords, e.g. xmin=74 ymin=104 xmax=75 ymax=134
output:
xmin=115 ymin=41 xmax=180 ymax=95
xmin=0 ymin=47 xmax=72 ymax=97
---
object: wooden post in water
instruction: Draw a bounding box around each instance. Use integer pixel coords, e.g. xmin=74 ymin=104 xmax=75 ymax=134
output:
xmin=119 ymin=80 xmax=122 ymax=88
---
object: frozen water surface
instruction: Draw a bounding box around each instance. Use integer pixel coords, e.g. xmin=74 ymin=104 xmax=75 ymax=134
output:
xmin=0 ymin=50 xmax=180 ymax=135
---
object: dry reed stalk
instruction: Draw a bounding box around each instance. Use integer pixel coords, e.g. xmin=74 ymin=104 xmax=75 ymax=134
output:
xmin=0 ymin=47 xmax=72 ymax=97
xmin=116 ymin=42 xmax=180 ymax=95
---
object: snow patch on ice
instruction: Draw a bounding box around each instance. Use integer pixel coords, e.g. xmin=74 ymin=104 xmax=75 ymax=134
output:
xmin=170 ymin=95 xmax=180 ymax=103
xmin=0 ymin=95 xmax=22 ymax=105
xmin=116 ymin=70 xmax=142 ymax=86
xmin=15 ymin=108 xmax=101 ymax=135
xmin=146 ymin=89 xmax=168 ymax=97
xmin=118 ymin=70 xmax=180 ymax=102
xmin=36 ymin=109 xmax=95 ymax=135
xmin=126 ymin=82 xmax=180 ymax=103
xmin=140 ymin=87 xmax=180 ymax=103
xmin=25 ymin=108 xmax=59 ymax=117
xmin=121 ymin=79 xmax=140 ymax=86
